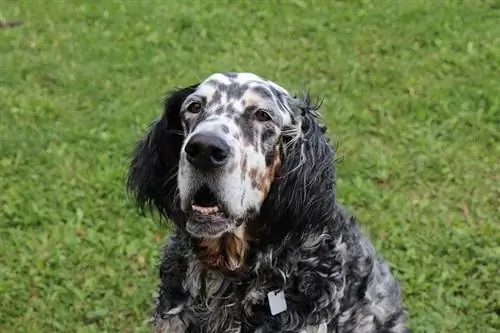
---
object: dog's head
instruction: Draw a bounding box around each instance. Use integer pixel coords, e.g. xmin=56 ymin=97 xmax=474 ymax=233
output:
xmin=128 ymin=72 xmax=334 ymax=267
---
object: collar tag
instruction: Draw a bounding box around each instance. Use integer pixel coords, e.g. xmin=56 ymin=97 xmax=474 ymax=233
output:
xmin=267 ymin=289 xmax=287 ymax=316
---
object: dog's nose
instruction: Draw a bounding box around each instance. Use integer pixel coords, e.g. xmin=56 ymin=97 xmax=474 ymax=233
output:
xmin=184 ymin=132 xmax=231 ymax=170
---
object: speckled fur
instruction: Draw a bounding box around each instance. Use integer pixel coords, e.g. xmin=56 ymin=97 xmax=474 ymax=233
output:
xmin=127 ymin=72 xmax=410 ymax=333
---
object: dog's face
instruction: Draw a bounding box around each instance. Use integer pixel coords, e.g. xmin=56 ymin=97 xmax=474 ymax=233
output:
xmin=177 ymin=73 xmax=301 ymax=238
xmin=128 ymin=72 xmax=330 ymax=268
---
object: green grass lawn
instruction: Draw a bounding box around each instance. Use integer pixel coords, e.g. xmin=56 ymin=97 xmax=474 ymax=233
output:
xmin=1 ymin=1 xmax=499 ymax=332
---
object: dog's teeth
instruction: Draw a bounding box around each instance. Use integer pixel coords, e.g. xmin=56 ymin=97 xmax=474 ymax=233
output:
xmin=207 ymin=206 xmax=219 ymax=213
xmin=192 ymin=205 xmax=219 ymax=214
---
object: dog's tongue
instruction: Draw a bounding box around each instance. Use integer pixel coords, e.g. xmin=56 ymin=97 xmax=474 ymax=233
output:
xmin=192 ymin=205 xmax=219 ymax=215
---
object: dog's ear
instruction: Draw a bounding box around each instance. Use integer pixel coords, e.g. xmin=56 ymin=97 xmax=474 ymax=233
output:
xmin=126 ymin=83 xmax=199 ymax=222
xmin=259 ymin=93 xmax=337 ymax=241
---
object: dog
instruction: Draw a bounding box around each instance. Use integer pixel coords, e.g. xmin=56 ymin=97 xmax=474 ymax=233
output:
xmin=126 ymin=72 xmax=410 ymax=333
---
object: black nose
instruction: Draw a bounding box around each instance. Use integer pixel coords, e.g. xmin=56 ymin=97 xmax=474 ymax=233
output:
xmin=184 ymin=132 xmax=231 ymax=170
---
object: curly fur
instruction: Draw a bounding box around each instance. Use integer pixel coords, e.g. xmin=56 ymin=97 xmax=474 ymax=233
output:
xmin=127 ymin=72 xmax=410 ymax=333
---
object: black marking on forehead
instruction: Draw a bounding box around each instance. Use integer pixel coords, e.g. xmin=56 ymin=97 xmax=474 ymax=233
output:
xmin=199 ymin=95 xmax=207 ymax=106
xmin=268 ymin=85 xmax=286 ymax=101
xmin=221 ymin=124 xmax=229 ymax=134
xmin=203 ymin=80 xmax=249 ymax=108
xmin=248 ymin=85 xmax=275 ymax=101
xmin=215 ymin=101 xmax=238 ymax=116
xmin=227 ymin=82 xmax=249 ymax=100
xmin=268 ymin=85 xmax=290 ymax=112
xmin=223 ymin=72 xmax=238 ymax=79
xmin=206 ymin=89 xmax=222 ymax=109
xmin=204 ymin=80 xmax=230 ymax=101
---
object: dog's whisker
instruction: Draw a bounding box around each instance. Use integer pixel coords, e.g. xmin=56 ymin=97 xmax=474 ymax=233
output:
xmin=165 ymin=129 xmax=185 ymax=136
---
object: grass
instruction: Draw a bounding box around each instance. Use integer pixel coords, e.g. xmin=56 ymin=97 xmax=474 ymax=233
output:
xmin=0 ymin=1 xmax=499 ymax=332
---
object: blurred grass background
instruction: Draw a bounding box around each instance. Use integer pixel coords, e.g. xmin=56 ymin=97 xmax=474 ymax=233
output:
xmin=0 ymin=1 xmax=499 ymax=332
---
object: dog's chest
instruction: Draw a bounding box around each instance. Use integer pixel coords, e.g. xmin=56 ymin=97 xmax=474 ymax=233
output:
xmin=181 ymin=231 xmax=346 ymax=333
xmin=183 ymin=267 xmax=258 ymax=332
xmin=181 ymin=261 xmax=239 ymax=331
xmin=182 ymin=261 xmax=336 ymax=333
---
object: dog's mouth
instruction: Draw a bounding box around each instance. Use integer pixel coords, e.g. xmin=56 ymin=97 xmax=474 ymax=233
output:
xmin=188 ymin=185 xmax=232 ymax=222
xmin=191 ymin=186 xmax=223 ymax=215
xmin=186 ymin=185 xmax=233 ymax=238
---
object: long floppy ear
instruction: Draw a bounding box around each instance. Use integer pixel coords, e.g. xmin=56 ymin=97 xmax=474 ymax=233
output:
xmin=259 ymin=93 xmax=337 ymax=242
xmin=126 ymin=83 xmax=199 ymax=223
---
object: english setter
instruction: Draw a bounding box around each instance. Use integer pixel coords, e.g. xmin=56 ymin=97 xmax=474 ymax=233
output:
xmin=127 ymin=72 xmax=410 ymax=333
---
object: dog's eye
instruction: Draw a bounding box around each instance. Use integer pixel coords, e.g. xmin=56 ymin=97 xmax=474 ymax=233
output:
xmin=255 ymin=109 xmax=271 ymax=122
xmin=187 ymin=102 xmax=202 ymax=114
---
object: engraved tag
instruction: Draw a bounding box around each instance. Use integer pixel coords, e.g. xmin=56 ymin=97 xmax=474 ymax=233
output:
xmin=267 ymin=290 xmax=287 ymax=315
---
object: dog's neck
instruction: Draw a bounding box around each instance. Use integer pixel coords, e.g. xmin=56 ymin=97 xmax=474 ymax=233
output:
xmin=194 ymin=225 xmax=248 ymax=272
